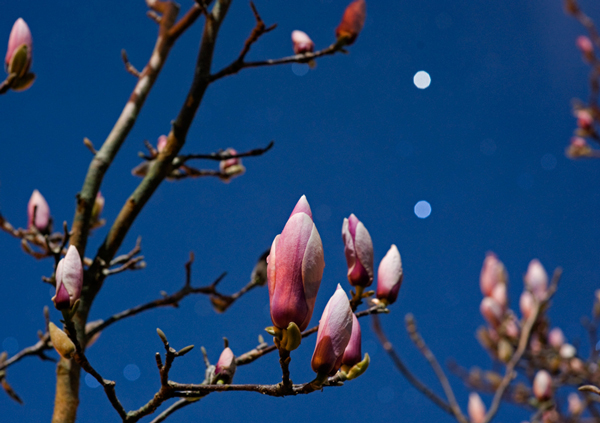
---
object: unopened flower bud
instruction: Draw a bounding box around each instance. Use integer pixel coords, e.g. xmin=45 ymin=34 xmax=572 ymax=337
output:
xmin=291 ymin=30 xmax=314 ymax=54
xmin=376 ymin=244 xmax=403 ymax=305
xmin=491 ymin=283 xmax=507 ymax=310
xmin=219 ymin=148 xmax=245 ymax=183
xmin=480 ymin=297 xmax=503 ymax=328
xmin=559 ymin=343 xmax=576 ymax=359
xmin=533 ymin=370 xmax=553 ymax=401
xmin=48 ymin=322 xmax=75 ymax=359
xmin=52 ymin=245 xmax=83 ymax=311
xmin=503 ymin=315 xmax=520 ymax=339
xmin=468 ymin=392 xmax=486 ymax=423
xmin=567 ymin=136 xmax=593 ymax=158
xmin=577 ymin=35 xmax=594 ymax=62
xmin=547 ymin=328 xmax=564 ymax=349
xmin=213 ymin=347 xmax=236 ymax=384
xmin=497 ymin=338 xmax=513 ymax=363
xmin=341 ymin=314 xmax=361 ymax=368
xmin=577 ymin=109 xmax=594 ymax=131
xmin=27 ymin=189 xmax=51 ymax=233
xmin=479 ymin=253 xmax=506 ymax=296
xmin=568 ymin=392 xmax=584 ymax=415
xmin=524 ymin=259 xmax=548 ymax=300
xmin=311 ymin=284 xmax=353 ymax=376
xmin=5 ymin=18 xmax=35 ymax=91
xmin=268 ymin=196 xmax=324 ymax=331
xmin=335 ymin=0 xmax=366 ymax=46
xmin=519 ymin=291 xmax=534 ymax=320
xmin=157 ymin=135 xmax=168 ymax=153
xmin=342 ymin=214 xmax=374 ymax=288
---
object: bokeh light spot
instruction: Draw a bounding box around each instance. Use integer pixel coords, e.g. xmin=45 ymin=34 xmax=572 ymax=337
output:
xmin=541 ymin=153 xmax=557 ymax=170
xmin=414 ymin=201 xmax=432 ymax=219
xmin=413 ymin=71 xmax=431 ymax=89
xmin=123 ymin=364 xmax=141 ymax=381
xmin=85 ymin=374 xmax=100 ymax=388
xmin=291 ymin=63 xmax=309 ymax=76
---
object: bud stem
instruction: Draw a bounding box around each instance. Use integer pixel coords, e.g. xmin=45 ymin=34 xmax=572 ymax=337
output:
xmin=350 ymin=286 xmax=364 ymax=311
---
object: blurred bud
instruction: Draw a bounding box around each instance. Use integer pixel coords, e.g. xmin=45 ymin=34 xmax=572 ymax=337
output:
xmin=503 ymin=314 xmax=520 ymax=339
xmin=519 ymin=291 xmax=534 ymax=320
xmin=568 ymin=392 xmax=584 ymax=415
xmin=341 ymin=314 xmax=362 ymax=368
xmin=5 ymin=18 xmax=32 ymax=76
xmin=342 ymin=214 xmax=374 ymax=288
xmin=213 ymin=347 xmax=236 ymax=384
xmin=491 ymin=283 xmax=507 ymax=310
xmin=479 ymin=252 xmax=506 ymax=296
xmin=91 ymin=191 xmax=105 ymax=224
xmin=542 ymin=410 xmax=559 ymax=423
xmin=567 ymin=136 xmax=593 ymax=158
xmin=27 ymin=189 xmax=50 ymax=233
xmin=311 ymin=284 xmax=353 ymax=376
xmin=268 ymin=196 xmax=325 ymax=331
xmin=480 ymin=297 xmax=503 ymax=328
xmin=52 ymin=245 xmax=83 ymax=311
xmin=497 ymin=338 xmax=513 ymax=363
xmin=524 ymin=259 xmax=548 ymax=300
xmin=559 ymin=343 xmax=576 ymax=359
xmin=376 ymin=244 xmax=403 ymax=305
xmin=533 ymin=370 xmax=552 ymax=401
xmin=547 ymin=328 xmax=564 ymax=349
xmin=335 ymin=0 xmax=366 ymax=46
xmin=48 ymin=322 xmax=75 ymax=359
xmin=577 ymin=109 xmax=594 ymax=131
xmin=577 ymin=35 xmax=594 ymax=62
xmin=530 ymin=333 xmax=542 ymax=355
xmin=484 ymin=371 xmax=502 ymax=390
xmin=468 ymin=392 xmax=486 ymax=423
xmin=291 ymin=30 xmax=314 ymax=54
xmin=219 ymin=148 xmax=246 ymax=183
xmin=570 ymin=357 xmax=585 ymax=374
xmin=476 ymin=327 xmax=496 ymax=351
xmin=512 ymin=382 xmax=530 ymax=404
xmin=157 ymin=135 xmax=168 ymax=153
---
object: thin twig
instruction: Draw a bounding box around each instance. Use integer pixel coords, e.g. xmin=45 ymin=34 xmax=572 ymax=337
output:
xmin=121 ymin=50 xmax=141 ymax=78
xmin=148 ymin=399 xmax=192 ymax=423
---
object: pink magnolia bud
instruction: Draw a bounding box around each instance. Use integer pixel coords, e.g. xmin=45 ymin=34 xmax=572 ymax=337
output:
xmin=559 ymin=343 xmax=576 ymax=359
xmin=376 ymin=244 xmax=403 ymax=305
xmin=577 ymin=109 xmax=594 ymax=131
xmin=219 ymin=148 xmax=246 ymax=183
xmin=568 ymin=392 xmax=584 ymax=415
xmin=576 ymin=35 xmax=594 ymax=61
xmin=157 ymin=135 xmax=168 ymax=153
xmin=504 ymin=314 xmax=520 ymax=339
xmin=291 ymin=30 xmax=314 ymax=54
xmin=214 ymin=347 xmax=236 ymax=384
xmin=27 ymin=189 xmax=50 ymax=233
xmin=341 ymin=313 xmax=361 ymax=367
xmin=548 ymin=328 xmax=564 ymax=349
xmin=268 ymin=196 xmax=325 ymax=331
xmin=480 ymin=297 xmax=503 ymax=328
xmin=468 ymin=392 xmax=486 ymax=423
xmin=5 ymin=18 xmax=32 ymax=76
xmin=566 ymin=136 xmax=592 ymax=158
xmin=311 ymin=284 xmax=353 ymax=376
xmin=491 ymin=283 xmax=507 ymax=310
xmin=519 ymin=291 xmax=534 ymax=320
xmin=342 ymin=214 xmax=374 ymax=287
xmin=52 ymin=245 xmax=83 ymax=310
xmin=335 ymin=0 xmax=366 ymax=45
xmin=524 ymin=259 xmax=548 ymax=300
xmin=533 ymin=370 xmax=553 ymax=401
xmin=479 ymin=253 xmax=506 ymax=296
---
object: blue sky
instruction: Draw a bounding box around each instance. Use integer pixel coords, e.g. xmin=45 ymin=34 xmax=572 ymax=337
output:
xmin=2 ymin=1 xmax=600 ymax=422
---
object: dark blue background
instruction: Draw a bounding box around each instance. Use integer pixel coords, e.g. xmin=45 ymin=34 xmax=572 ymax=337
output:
xmin=2 ymin=0 xmax=600 ymax=421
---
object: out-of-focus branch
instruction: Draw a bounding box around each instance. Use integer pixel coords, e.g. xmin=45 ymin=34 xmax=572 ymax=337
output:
xmin=372 ymin=313 xmax=453 ymax=415
xmin=148 ymin=399 xmax=192 ymax=423
xmin=405 ymin=314 xmax=469 ymax=423
xmin=235 ymin=305 xmax=389 ymax=366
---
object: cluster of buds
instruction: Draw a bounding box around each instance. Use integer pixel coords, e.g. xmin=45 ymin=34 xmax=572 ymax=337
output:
xmin=4 ymin=18 xmax=35 ymax=92
xmin=27 ymin=189 xmax=51 ymax=234
xmin=342 ymin=213 xmax=403 ymax=306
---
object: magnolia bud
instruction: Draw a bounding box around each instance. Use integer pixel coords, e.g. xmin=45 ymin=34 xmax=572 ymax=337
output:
xmin=547 ymin=328 xmax=564 ymax=349
xmin=157 ymin=135 xmax=168 ymax=153
xmin=219 ymin=148 xmax=246 ymax=183
xmin=376 ymin=244 xmax=403 ymax=305
xmin=311 ymin=285 xmax=353 ymax=376
xmin=335 ymin=0 xmax=366 ymax=45
xmin=49 ymin=322 xmax=75 ymax=359
xmin=468 ymin=392 xmax=486 ymax=423
xmin=268 ymin=196 xmax=325 ymax=331
xmin=577 ymin=109 xmax=594 ymax=131
xmin=479 ymin=253 xmax=506 ymax=296
xmin=27 ymin=189 xmax=51 ymax=233
xmin=213 ymin=347 xmax=236 ymax=384
xmin=559 ymin=343 xmax=576 ymax=359
xmin=566 ymin=136 xmax=592 ymax=158
xmin=291 ymin=30 xmax=314 ymax=54
xmin=576 ymin=35 xmax=594 ymax=62
xmin=52 ymin=245 xmax=83 ymax=310
xmin=480 ymin=297 xmax=503 ymax=328
xmin=519 ymin=291 xmax=534 ymax=320
xmin=568 ymin=392 xmax=584 ymax=415
xmin=532 ymin=370 xmax=552 ymax=401
xmin=342 ymin=214 xmax=374 ymax=287
xmin=5 ymin=18 xmax=35 ymax=91
xmin=341 ymin=314 xmax=361 ymax=368
xmin=524 ymin=259 xmax=548 ymax=300
xmin=491 ymin=283 xmax=507 ymax=310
